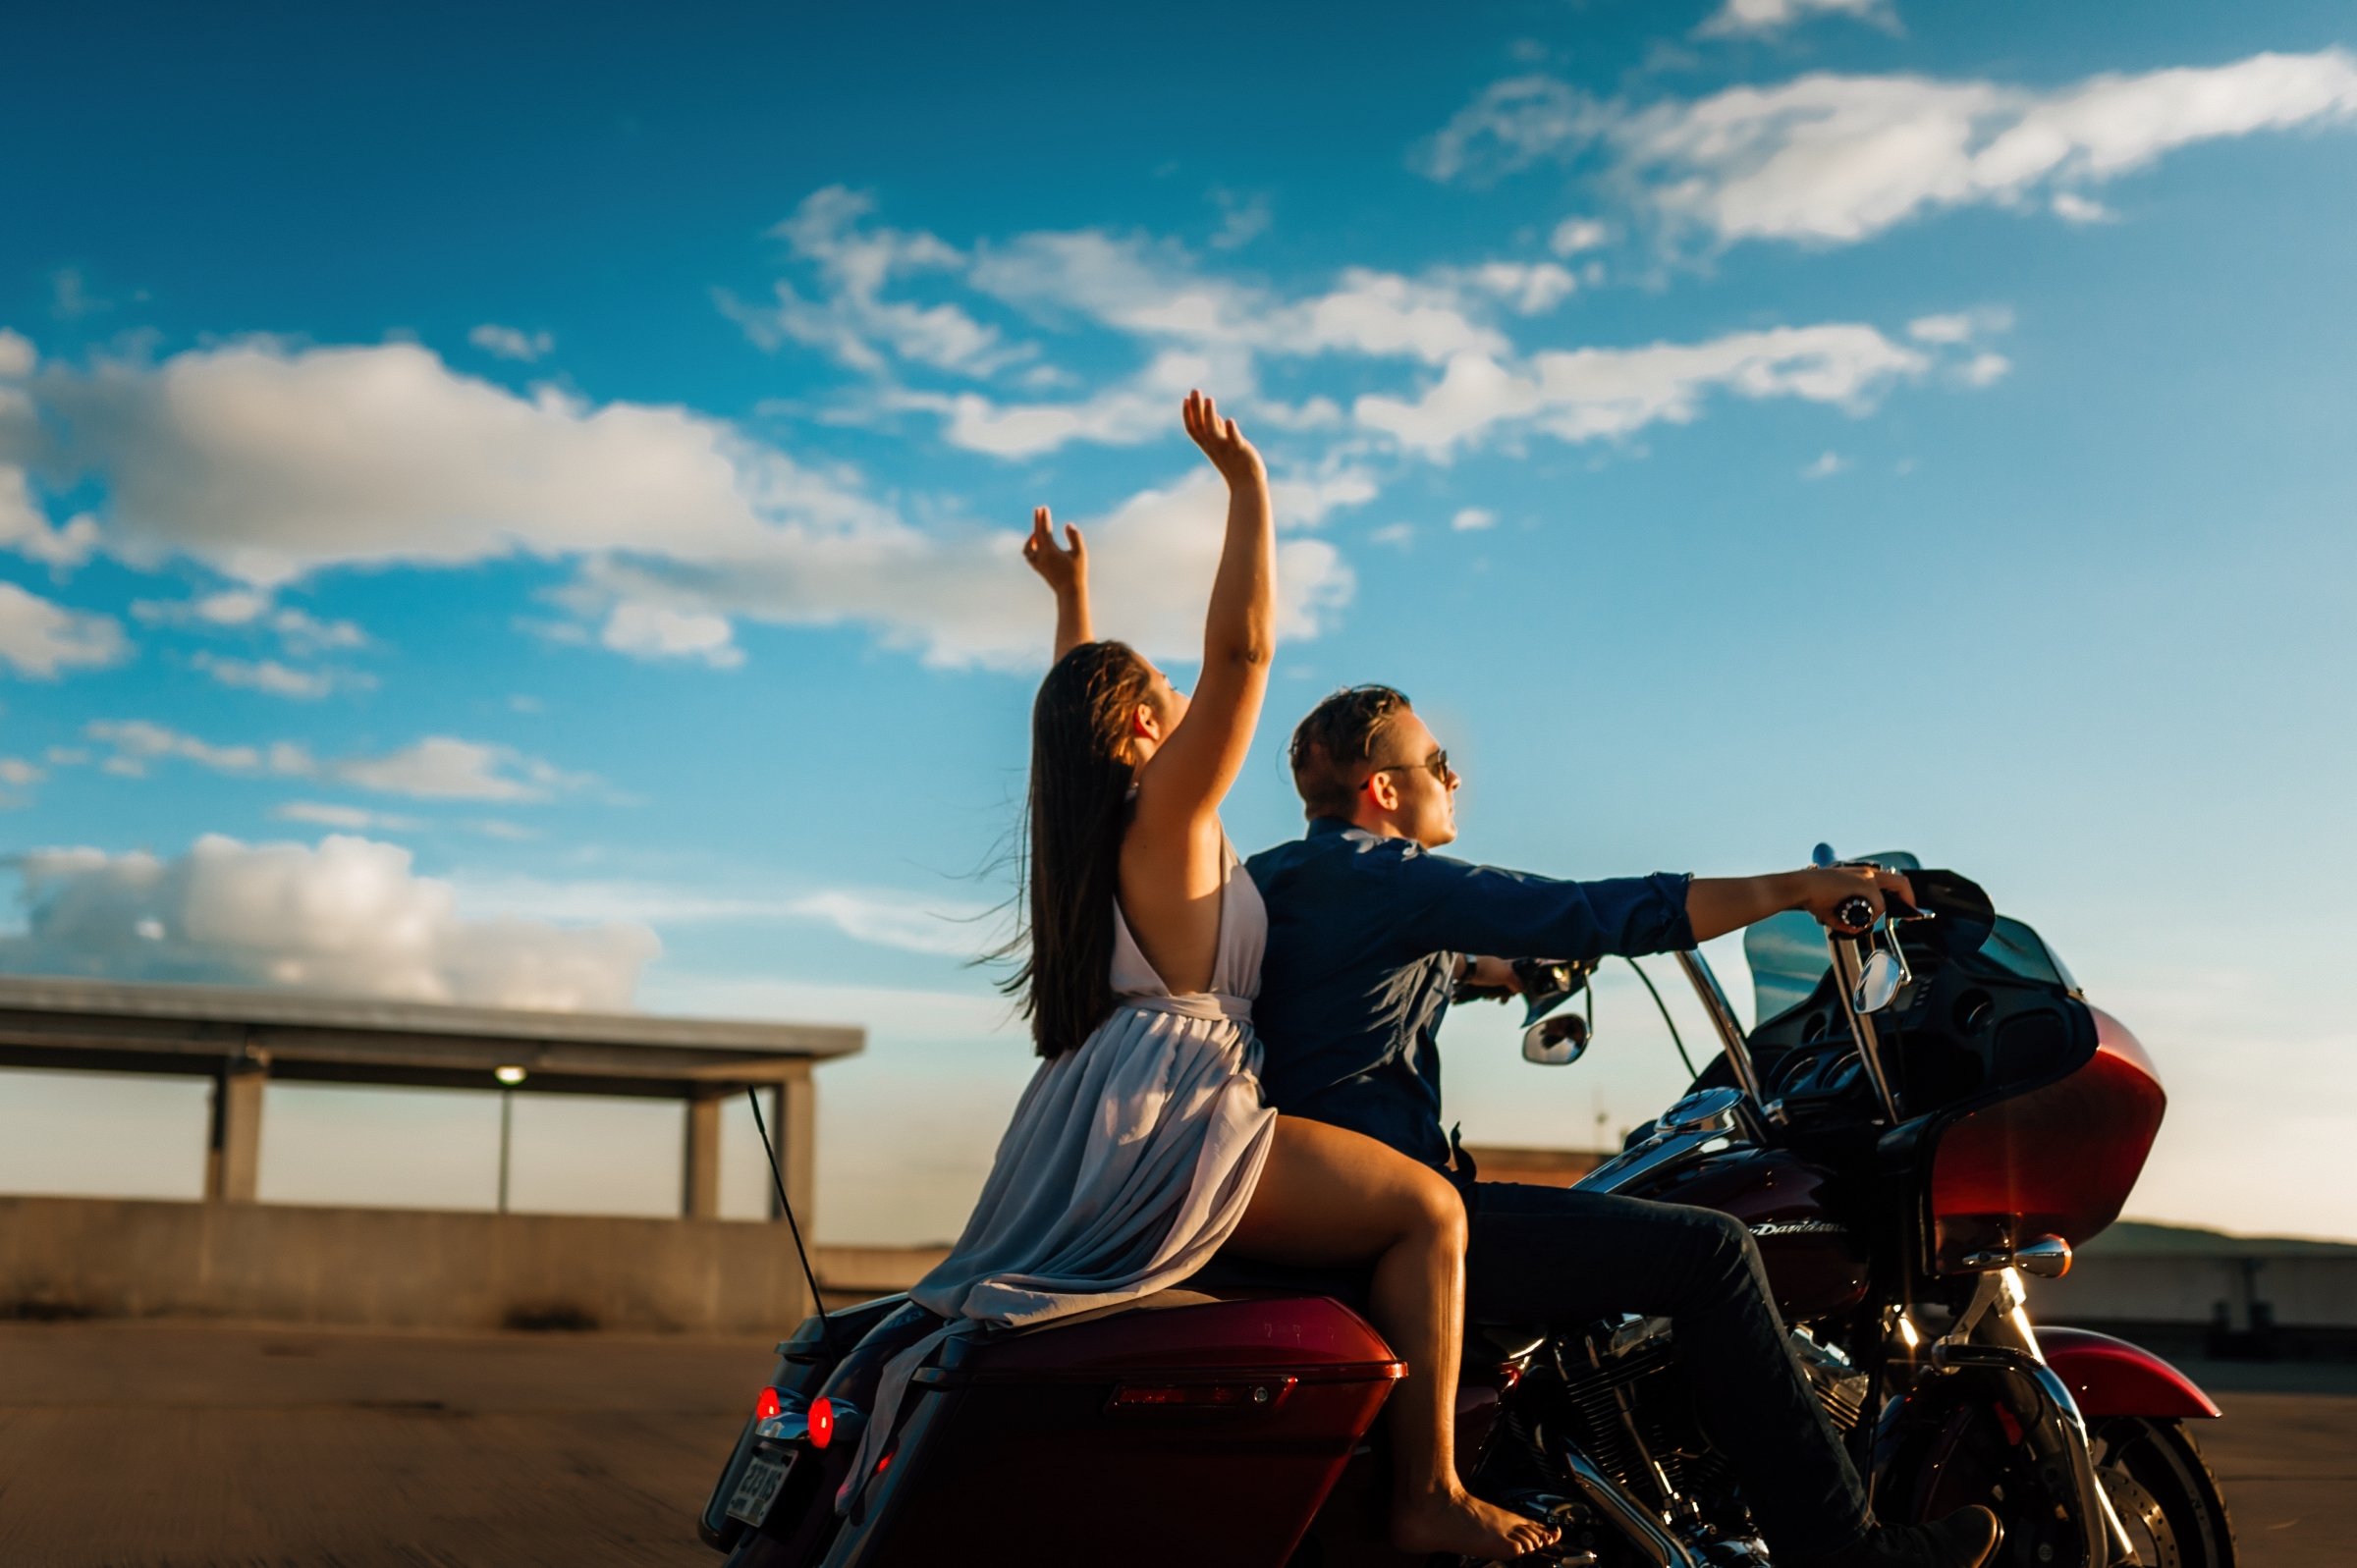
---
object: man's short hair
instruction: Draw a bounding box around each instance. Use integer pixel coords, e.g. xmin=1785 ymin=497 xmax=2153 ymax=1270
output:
xmin=1288 ymin=684 xmax=1413 ymax=822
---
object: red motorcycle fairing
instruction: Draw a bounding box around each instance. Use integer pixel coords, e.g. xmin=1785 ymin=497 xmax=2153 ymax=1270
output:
xmin=1927 ymin=1006 xmax=2165 ymax=1274
xmin=2039 ymin=1327 xmax=2220 ymax=1420
xmin=832 ymin=1289 xmax=1403 ymax=1568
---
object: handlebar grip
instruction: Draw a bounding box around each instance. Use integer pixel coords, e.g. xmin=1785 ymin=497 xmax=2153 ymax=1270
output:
xmin=1833 ymin=894 xmax=1875 ymax=931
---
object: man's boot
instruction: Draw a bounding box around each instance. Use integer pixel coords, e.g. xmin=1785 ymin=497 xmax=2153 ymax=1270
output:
xmin=1791 ymin=1505 xmax=2003 ymax=1568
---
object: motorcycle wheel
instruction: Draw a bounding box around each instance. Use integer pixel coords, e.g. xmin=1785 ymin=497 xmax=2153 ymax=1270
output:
xmin=2088 ymin=1417 xmax=2236 ymax=1568
xmin=1884 ymin=1405 xmax=2236 ymax=1568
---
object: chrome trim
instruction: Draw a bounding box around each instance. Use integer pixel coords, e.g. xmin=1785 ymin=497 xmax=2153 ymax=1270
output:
xmin=1660 ymin=1085 xmax=1745 ymax=1136
xmin=1572 ymin=1121 xmax=1730 ymax=1195
xmin=2015 ymin=1234 xmax=2074 ymax=1278
xmin=1560 ymin=1448 xmax=1700 ymax=1567
xmin=1934 ymin=1300 xmax=2134 ymax=1567
xmin=1826 ymin=935 xmax=1901 ymax=1123
xmin=1673 ymin=948 xmax=1758 ymax=1100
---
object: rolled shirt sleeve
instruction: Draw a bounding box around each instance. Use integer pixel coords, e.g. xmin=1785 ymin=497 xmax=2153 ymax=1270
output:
xmin=1386 ymin=851 xmax=1696 ymax=964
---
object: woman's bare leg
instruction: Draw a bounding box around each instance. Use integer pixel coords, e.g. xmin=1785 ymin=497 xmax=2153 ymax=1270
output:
xmin=1222 ymin=1115 xmax=1556 ymax=1560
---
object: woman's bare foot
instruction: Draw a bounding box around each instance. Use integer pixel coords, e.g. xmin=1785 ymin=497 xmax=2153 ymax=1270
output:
xmin=1392 ymin=1485 xmax=1560 ymax=1560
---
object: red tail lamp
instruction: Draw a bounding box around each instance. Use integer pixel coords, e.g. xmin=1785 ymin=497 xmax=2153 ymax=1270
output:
xmin=754 ymin=1386 xmax=783 ymax=1423
xmin=808 ymin=1396 xmax=836 ymax=1448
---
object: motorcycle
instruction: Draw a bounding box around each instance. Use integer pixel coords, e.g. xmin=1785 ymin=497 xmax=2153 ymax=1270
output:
xmin=695 ymin=853 xmax=2233 ymax=1567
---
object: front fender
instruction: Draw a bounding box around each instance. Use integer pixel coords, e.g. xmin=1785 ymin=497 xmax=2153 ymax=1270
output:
xmin=2039 ymin=1327 xmax=2220 ymax=1419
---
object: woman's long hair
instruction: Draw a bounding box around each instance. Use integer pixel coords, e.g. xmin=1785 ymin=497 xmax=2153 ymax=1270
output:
xmin=999 ymin=640 xmax=1157 ymax=1057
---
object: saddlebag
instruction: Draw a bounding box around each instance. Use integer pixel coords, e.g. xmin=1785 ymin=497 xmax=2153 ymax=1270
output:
xmin=838 ymin=1287 xmax=1403 ymax=1568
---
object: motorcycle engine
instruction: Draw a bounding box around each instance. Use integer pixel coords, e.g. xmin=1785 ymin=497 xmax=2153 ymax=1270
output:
xmin=1554 ymin=1319 xmax=1872 ymax=1517
xmin=1557 ymin=1317 xmax=1727 ymax=1511
xmin=1787 ymin=1325 xmax=1872 ymax=1434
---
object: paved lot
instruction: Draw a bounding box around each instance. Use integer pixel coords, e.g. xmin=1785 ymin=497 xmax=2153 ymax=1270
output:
xmin=0 ymin=1322 xmax=2347 ymax=1566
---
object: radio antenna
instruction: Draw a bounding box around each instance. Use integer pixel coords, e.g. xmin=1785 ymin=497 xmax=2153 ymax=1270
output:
xmin=745 ymin=1086 xmax=838 ymax=1359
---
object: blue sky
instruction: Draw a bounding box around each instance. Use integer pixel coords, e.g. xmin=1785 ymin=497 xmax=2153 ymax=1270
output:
xmin=1 ymin=0 xmax=2352 ymax=1243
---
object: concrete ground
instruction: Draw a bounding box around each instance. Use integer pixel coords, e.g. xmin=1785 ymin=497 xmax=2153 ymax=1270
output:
xmin=0 ymin=1321 xmax=2346 ymax=1567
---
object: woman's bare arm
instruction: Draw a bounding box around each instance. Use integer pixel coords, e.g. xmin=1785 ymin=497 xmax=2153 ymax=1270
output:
xmin=1134 ymin=391 xmax=1274 ymax=827
xmin=1021 ymin=505 xmax=1092 ymax=659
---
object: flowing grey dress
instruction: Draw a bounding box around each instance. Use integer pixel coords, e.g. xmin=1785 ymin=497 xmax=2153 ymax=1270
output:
xmin=840 ymin=837 xmax=1279 ymax=1510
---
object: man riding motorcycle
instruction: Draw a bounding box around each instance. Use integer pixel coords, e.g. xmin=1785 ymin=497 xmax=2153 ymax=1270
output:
xmin=1245 ymin=684 xmax=2001 ymax=1568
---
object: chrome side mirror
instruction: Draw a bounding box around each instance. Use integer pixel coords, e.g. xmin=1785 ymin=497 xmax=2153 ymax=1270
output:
xmin=1522 ymin=1011 xmax=1590 ymax=1065
xmin=1852 ymin=927 xmax=1915 ymax=1013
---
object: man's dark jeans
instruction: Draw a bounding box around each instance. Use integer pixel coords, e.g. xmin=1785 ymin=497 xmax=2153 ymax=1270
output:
xmin=1464 ymin=1181 xmax=1871 ymax=1558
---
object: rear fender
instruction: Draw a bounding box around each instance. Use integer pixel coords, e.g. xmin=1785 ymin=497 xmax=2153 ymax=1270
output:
xmin=2039 ymin=1326 xmax=2220 ymax=1419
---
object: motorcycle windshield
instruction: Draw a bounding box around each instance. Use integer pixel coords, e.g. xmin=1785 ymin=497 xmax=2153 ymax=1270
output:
xmin=1744 ymin=851 xmax=2080 ymax=1022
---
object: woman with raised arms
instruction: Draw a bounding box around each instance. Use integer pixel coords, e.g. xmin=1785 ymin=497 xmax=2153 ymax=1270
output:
xmin=870 ymin=393 xmax=1553 ymax=1559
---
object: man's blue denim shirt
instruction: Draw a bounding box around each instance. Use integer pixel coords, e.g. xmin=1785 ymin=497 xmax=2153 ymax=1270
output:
xmin=1245 ymin=819 xmax=1695 ymax=1171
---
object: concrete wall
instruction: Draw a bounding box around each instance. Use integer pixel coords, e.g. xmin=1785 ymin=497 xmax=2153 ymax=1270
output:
xmin=2029 ymin=1253 xmax=2357 ymax=1331
xmin=0 ymin=1195 xmax=812 ymax=1334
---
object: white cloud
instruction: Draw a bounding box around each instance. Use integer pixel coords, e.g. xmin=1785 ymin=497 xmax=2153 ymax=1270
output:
xmin=0 ymin=834 xmax=658 ymax=1010
xmin=29 ymin=336 xmax=1333 ymax=670
xmin=271 ymin=606 xmax=368 ymax=654
xmin=587 ymin=464 xmax=1355 ymax=670
xmin=1696 ymin=0 xmax=1895 ymax=39
xmin=133 ymin=592 xmax=371 ymax=661
xmin=1549 ymin=218 xmax=1611 ymax=256
xmin=49 ymin=268 xmax=111 ymax=320
xmin=444 ymin=870 xmax=1001 ymax=958
xmin=1208 ymin=189 xmax=1272 ymax=251
xmin=0 ymin=466 xmax=100 ymax=568
xmin=1958 ymin=351 xmax=2011 ymax=387
xmin=1355 ymin=322 xmax=1930 ymax=458
xmin=1369 ymin=522 xmax=1414 ymax=549
xmin=786 ymin=890 xmax=1001 ymax=957
xmin=0 ymin=330 xmax=34 ymax=378
xmin=1451 ymin=507 xmax=1497 ymax=531
xmin=38 ymin=340 xmax=828 ymax=588
xmin=0 ymin=581 xmax=130 ymax=677
xmin=2050 ymin=190 xmax=2116 ymax=224
xmin=85 ymin=719 xmax=289 ymax=776
xmin=598 ymin=601 xmax=743 ymax=668
xmin=335 ymin=736 xmax=577 ymax=801
xmin=723 ymin=187 xmax=1024 ymax=376
xmin=271 ymin=801 xmax=421 ymax=832
xmin=1905 ymin=312 xmax=1973 ymax=345
xmin=0 ymin=757 xmax=44 ymax=786
xmin=82 ymin=720 xmax=586 ymax=802
xmin=1801 ymin=450 xmax=1849 ymax=478
xmin=1417 ymin=75 xmax=1602 ymax=185
xmin=467 ymin=324 xmax=554 ymax=362
xmin=191 ymin=651 xmax=364 ymax=700
xmin=1421 ymin=50 xmax=2357 ymax=247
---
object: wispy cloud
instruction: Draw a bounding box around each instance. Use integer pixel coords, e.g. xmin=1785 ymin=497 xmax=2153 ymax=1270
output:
xmin=21 ymin=334 xmax=1347 ymax=670
xmin=191 ymin=651 xmax=370 ymax=700
xmin=467 ymin=323 xmax=554 ymax=362
xmin=445 ymin=870 xmax=1003 ymax=957
xmin=1695 ymin=0 xmax=1896 ymax=40
xmin=81 ymin=720 xmax=593 ymax=802
xmin=0 ymin=582 xmax=130 ymax=677
xmin=1 ymin=835 xmax=658 ymax=1010
xmin=1419 ymin=49 xmax=2357 ymax=247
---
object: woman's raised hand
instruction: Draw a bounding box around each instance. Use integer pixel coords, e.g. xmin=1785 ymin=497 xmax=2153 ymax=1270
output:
xmin=1021 ymin=506 xmax=1086 ymax=595
xmin=1023 ymin=506 xmax=1093 ymax=657
xmin=1182 ymin=390 xmax=1266 ymax=487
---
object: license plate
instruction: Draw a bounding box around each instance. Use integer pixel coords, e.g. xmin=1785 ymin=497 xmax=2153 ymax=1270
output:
xmin=726 ymin=1453 xmax=792 ymax=1528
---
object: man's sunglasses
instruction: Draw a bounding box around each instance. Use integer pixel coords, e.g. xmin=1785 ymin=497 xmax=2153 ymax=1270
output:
xmin=1363 ymin=749 xmax=1452 ymax=787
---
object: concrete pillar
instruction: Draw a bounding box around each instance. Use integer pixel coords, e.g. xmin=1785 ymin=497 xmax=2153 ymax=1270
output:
xmin=205 ymin=1060 xmax=266 ymax=1203
xmin=682 ymin=1091 xmax=725 ymax=1219
xmin=773 ymin=1065 xmax=817 ymax=1235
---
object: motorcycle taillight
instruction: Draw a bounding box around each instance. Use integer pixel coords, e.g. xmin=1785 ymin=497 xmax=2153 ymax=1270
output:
xmin=754 ymin=1385 xmax=783 ymax=1422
